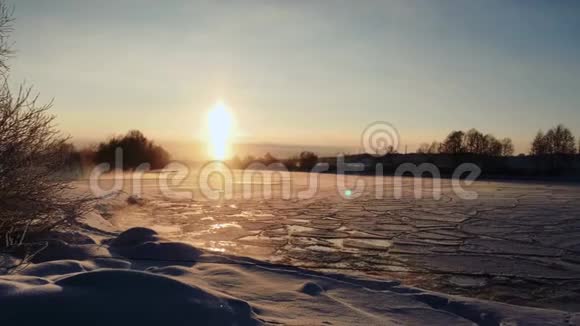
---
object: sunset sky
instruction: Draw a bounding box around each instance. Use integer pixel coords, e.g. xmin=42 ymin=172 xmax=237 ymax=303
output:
xmin=9 ymin=0 xmax=580 ymax=157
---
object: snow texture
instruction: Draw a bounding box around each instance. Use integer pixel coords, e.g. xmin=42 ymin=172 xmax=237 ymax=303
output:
xmin=1 ymin=226 xmax=578 ymax=326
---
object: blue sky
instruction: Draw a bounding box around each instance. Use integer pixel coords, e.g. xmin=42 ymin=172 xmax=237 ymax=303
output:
xmin=8 ymin=0 xmax=580 ymax=155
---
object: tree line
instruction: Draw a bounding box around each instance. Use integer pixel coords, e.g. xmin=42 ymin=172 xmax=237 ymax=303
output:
xmin=233 ymin=125 xmax=579 ymax=174
xmin=417 ymin=129 xmax=514 ymax=156
xmin=417 ymin=124 xmax=578 ymax=156
xmin=69 ymin=124 xmax=580 ymax=175
xmin=227 ymin=151 xmax=319 ymax=171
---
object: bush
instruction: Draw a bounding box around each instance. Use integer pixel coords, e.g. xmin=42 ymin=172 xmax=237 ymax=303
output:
xmin=0 ymin=3 xmax=90 ymax=272
xmin=94 ymin=130 xmax=170 ymax=170
xmin=0 ymin=86 xmax=93 ymax=268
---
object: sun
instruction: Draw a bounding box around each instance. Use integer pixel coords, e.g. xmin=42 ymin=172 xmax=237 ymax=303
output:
xmin=207 ymin=100 xmax=234 ymax=160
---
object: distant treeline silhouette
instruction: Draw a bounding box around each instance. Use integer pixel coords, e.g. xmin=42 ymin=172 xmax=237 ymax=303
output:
xmin=68 ymin=130 xmax=171 ymax=172
xmin=418 ymin=125 xmax=578 ymax=156
xmin=231 ymin=125 xmax=580 ymax=178
xmin=227 ymin=151 xmax=319 ymax=171
xmin=418 ymin=128 xmax=514 ymax=156
xmin=60 ymin=124 xmax=580 ymax=178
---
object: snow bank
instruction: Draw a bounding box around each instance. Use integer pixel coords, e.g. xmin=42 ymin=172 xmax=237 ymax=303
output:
xmin=0 ymin=269 xmax=258 ymax=325
xmin=0 ymin=227 xmax=577 ymax=325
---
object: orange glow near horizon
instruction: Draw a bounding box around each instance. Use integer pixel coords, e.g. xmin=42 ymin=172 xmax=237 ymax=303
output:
xmin=207 ymin=100 xmax=234 ymax=160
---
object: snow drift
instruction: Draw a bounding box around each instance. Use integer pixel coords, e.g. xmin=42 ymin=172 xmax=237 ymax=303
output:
xmin=0 ymin=227 xmax=578 ymax=326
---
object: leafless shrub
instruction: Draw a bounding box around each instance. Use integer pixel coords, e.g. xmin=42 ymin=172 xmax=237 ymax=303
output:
xmin=0 ymin=2 xmax=12 ymax=75
xmin=0 ymin=86 xmax=94 ymax=273
xmin=0 ymin=84 xmax=91 ymax=227
xmin=0 ymin=224 xmax=47 ymax=274
xmin=0 ymin=1 xmax=90 ymax=273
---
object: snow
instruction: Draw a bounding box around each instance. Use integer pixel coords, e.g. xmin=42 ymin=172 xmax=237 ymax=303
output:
xmin=2 ymin=173 xmax=580 ymax=324
xmin=73 ymin=173 xmax=580 ymax=312
xmin=1 ymin=223 xmax=578 ymax=325
xmin=0 ymin=269 xmax=258 ymax=325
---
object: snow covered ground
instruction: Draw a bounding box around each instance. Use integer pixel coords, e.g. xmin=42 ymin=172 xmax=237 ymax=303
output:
xmin=79 ymin=171 xmax=580 ymax=312
xmin=2 ymin=171 xmax=580 ymax=325
xmin=1 ymin=224 xmax=578 ymax=325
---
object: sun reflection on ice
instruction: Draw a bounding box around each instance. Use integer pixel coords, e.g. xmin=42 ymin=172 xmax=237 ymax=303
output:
xmin=210 ymin=222 xmax=241 ymax=230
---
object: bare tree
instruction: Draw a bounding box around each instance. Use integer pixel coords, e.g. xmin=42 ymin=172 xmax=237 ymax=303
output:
xmin=0 ymin=2 xmax=11 ymax=75
xmin=549 ymin=124 xmax=576 ymax=155
xmin=428 ymin=141 xmax=441 ymax=154
xmin=530 ymin=125 xmax=576 ymax=155
xmin=464 ymin=129 xmax=485 ymax=154
xmin=482 ymin=134 xmax=503 ymax=156
xmin=530 ymin=131 xmax=547 ymax=155
xmin=0 ymin=87 xmax=87 ymax=232
xmin=416 ymin=143 xmax=430 ymax=154
xmin=417 ymin=141 xmax=441 ymax=154
xmin=440 ymin=131 xmax=465 ymax=154
xmin=500 ymin=138 xmax=515 ymax=156
xmin=0 ymin=2 xmax=89 ymax=272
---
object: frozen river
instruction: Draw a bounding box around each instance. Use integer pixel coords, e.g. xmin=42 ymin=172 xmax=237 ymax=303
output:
xmin=78 ymin=170 xmax=580 ymax=311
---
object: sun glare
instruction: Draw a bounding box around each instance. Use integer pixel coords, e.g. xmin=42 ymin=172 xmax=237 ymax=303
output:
xmin=208 ymin=100 xmax=234 ymax=160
